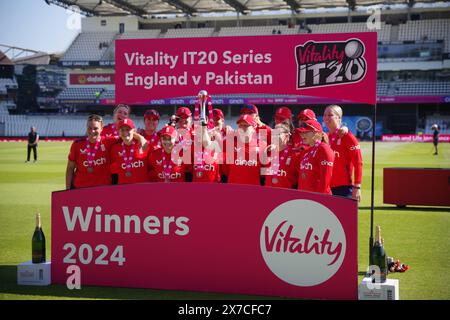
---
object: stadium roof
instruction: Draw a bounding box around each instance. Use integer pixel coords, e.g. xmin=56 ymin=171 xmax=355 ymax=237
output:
xmin=0 ymin=50 xmax=14 ymax=65
xmin=46 ymin=0 xmax=440 ymax=17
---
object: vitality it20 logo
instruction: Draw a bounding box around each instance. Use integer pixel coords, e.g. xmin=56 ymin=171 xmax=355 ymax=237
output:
xmin=295 ymin=39 xmax=367 ymax=89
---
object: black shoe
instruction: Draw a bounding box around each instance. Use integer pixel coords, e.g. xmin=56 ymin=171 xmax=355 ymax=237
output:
xmin=433 ymin=152 xmax=438 ymax=155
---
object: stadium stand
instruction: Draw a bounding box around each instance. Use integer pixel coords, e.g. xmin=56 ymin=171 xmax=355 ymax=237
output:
xmin=57 ymin=87 xmax=107 ymax=100
xmin=117 ymin=30 xmax=162 ymax=39
xmin=377 ymin=81 xmax=450 ymax=96
xmin=3 ymin=9 xmax=450 ymax=137
xmin=55 ymin=80 xmax=450 ymax=101
xmin=218 ymin=25 xmax=299 ymax=37
xmin=100 ymin=89 xmax=115 ymax=99
xmin=36 ymin=67 xmax=66 ymax=91
xmin=0 ymin=78 xmax=18 ymax=94
xmin=425 ymin=115 xmax=450 ymax=134
xmin=308 ymin=22 xmax=391 ymax=42
xmin=56 ymin=18 xmax=450 ymax=65
xmin=164 ymin=27 xmax=215 ymax=38
xmin=0 ymin=115 xmax=145 ymax=137
xmin=398 ymin=19 xmax=450 ymax=52
xmin=0 ymin=102 xmax=10 ymax=115
xmin=101 ymin=30 xmax=162 ymax=61
xmin=61 ymin=32 xmax=116 ymax=61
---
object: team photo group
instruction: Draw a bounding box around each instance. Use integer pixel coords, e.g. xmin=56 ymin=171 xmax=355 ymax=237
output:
xmin=66 ymin=99 xmax=362 ymax=201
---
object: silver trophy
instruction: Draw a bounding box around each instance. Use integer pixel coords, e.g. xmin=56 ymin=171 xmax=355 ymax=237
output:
xmin=198 ymin=90 xmax=208 ymax=124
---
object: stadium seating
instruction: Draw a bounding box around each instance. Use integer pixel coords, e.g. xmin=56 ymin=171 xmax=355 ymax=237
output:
xmin=36 ymin=68 xmax=66 ymax=91
xmin=376 ymin=81 xmax=450 ymax=96
xmin=308 ymin=22 xmax=391 ymax=42
xmin=59 ymin=82 xmax=450 ymax=100
xmin=218 ymin=25 xmax=299 ymax=37
xmin=425 ymin=115 xmax=450 ymax=134
xmin=56 ymin=87 xmax=108 ymax=100
xmin=164 ymin=28 xmax=215 ymax=38
xmin=61 ymin=32 xmax=116 ymax=61
xmin=60 ymin=19 xmax=450 ymax=64
xmin=398 ymin=19 xmax=450 ymax=52
xmin=101 ymin=30 xmax=162 ymax=61
xmin=0 ymin=114 xmax=156 ymax=137
xmin=117 ymin=30 xmax=162 ymax=39
xmin=0 ymin=78 xmax=18 ymax=94
xmin=0 ymin=102 xmax=10 ymax=115
xmin=100 ymin=89 xmax=115 ymax=99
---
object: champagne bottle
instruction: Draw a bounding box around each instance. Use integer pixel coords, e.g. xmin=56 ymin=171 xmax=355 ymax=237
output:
xmin=370 ymin=225 xmax=387 ymax=283
xmin=32 ymin=213 xmax=46 ymax=264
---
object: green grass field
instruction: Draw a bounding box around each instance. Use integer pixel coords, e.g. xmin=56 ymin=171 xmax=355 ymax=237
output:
xmin=0 ymin=141 xmax=449 ymax=300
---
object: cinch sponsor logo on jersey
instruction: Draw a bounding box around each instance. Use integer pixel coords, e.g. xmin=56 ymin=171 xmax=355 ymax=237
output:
xmin=235 ymin=159 xmax=257 ymax=166
xmin=321 ymin=160 xmax=334 ymax=166
xmin=193 ymin=164 xmax=215 ymax=171
xmin=260 ymin=199 xmax=346 ymax=287
xmin=158 ymin=172 xmax=181 ymax=180
xmin=83 ymin=157 xmax=106 ymax=167
xmin=300 ymin=162 xmax=313 ymax=170
xmin=334 ymin=151 xmax=340 ymax=158
xmin=121 ymin=160 xmax=144 ymax=170
xmin=266 ymin=168 xmax=287 ymax=177
xmin=350 ymin=145 xmax=361 ymax=150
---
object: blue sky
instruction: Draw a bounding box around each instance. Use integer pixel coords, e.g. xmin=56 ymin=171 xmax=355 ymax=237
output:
xmin=0 ymin=0 xmax=80 ymax=57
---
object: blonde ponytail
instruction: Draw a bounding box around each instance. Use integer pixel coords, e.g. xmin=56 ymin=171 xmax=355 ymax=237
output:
xmin=321 ymin=132 xmax=329 ymax=144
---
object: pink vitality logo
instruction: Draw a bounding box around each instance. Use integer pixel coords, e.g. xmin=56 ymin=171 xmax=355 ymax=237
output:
xmin=260 ymin=200 xmax=346 ymax=287
xmin=295 ymin=39 xmax=367 ymax=89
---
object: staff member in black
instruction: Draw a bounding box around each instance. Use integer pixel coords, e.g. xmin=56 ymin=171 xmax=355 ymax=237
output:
xmin=432 ymin=124 xmax=439 ymax=155
xmin=26 ymin=126 xmax=39 ymax=163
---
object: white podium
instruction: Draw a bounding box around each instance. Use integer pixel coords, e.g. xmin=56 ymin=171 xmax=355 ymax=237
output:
xmin=17 ymin=261 xmax=51 ymax=286
xmin=358 ymin=277 xmax=399 ymax=300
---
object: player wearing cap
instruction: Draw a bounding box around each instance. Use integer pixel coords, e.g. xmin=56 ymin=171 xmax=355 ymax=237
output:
xmin=66 ymin=115 xmax=118 ymax=189
xmin=176 ymin=106 xmax=193 ymax=132
xmin=207 ymin=108 xmax=233 ymax=157
xmin=190 ymin=117 xmax=221 ymax=183
xmin=293 ymin=108 xmax=317 ymax=152
xmin=296 ymin=109 xmax=317 ymax=127
xmin=263 ymin=123 xmax=299 ymax=189
xmin=240 ymin=104 xmax=272 ymax=146
xmin=174 ymin=106 xmax=195 ymax=157
xmin=323 ymin=105 xmax=362 ymax=200
xmin=274 ymin=106 xmax=294 ymax=131
xmin=148 ymin=125 xmax=190 ymax=183
xmin=139 ymin=109 xmax=161 ymax=153
xmin=102 ymin=104 xmax=131 ymax=138
xmin=220 ymin=115 xmax=267 ymax=186
xmin=296 ymin=119 xmax=334 ymax=195
xmin=212 ymin=108 xmax=234 ymax=140
xmin=110 ymin=118 xmax=149 ymax=184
